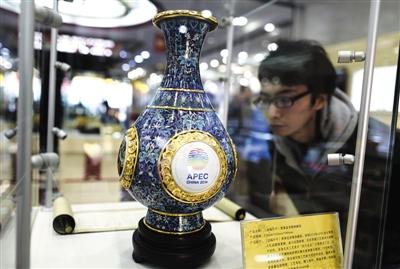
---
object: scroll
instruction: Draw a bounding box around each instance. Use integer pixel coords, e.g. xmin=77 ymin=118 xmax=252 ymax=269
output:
xmin=214 ymin=197 xmax=246 ymax=220
xmin=53 ymin=196 xmax=75 ymax=234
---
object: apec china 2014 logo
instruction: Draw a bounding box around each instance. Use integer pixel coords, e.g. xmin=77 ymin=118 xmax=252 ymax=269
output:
xmin=187 ymin=148 xmax=209 ymax=170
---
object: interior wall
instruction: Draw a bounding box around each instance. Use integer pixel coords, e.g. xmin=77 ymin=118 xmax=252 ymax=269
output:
xmin=289 ymin=1 xmax=399 ymax=127
xmin=292 ymin=0 xmax=400 ymax=45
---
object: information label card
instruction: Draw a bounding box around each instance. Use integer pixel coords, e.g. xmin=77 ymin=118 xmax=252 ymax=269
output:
xmin=241 ymin=213 xmax=343 ymax=269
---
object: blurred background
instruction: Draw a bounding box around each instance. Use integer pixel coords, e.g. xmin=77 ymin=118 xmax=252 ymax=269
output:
xmin=0 ymin=0 xmax=399 ymax=257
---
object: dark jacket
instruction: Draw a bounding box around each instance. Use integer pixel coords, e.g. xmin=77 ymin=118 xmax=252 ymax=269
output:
xmin=267 ymin=89 xmax=399 ymax=268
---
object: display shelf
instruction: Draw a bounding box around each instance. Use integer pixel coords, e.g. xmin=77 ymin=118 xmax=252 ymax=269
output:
xmin=30 ymin=202 xmax=254 ymax=268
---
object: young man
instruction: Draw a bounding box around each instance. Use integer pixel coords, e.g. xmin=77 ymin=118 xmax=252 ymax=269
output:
xmin=255 ymin=39 xmax=399 ymax=268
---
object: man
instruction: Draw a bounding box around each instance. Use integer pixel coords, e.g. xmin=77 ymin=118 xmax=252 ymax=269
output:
xmin=255 ymin=39 xmax=399 ymax=268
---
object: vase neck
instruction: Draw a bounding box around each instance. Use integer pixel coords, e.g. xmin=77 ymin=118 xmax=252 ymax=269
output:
xmin=159 ymin=18 xmax=212 ymax=90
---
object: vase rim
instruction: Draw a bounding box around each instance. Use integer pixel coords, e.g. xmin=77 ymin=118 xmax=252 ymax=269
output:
xmin=152 ymin=10 xmax=218 ymax=31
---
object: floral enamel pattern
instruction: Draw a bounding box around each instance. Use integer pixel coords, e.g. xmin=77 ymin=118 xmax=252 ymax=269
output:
xmin=117 ymin=11 xmax=237 ymax=234
xmin=160 ymin=18 xmax=210 ymax=90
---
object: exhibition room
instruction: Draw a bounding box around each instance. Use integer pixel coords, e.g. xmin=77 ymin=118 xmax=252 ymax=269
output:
xmin=0 ymin=0 xmax=399 ymax=268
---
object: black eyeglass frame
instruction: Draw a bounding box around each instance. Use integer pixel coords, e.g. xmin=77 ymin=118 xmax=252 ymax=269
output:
xmin=253 ymin=90 xmax=311 ymax=109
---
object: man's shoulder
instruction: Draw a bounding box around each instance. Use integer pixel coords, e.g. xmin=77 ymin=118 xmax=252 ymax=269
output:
xmin=345 ymin=117 xmax=391 ymax=145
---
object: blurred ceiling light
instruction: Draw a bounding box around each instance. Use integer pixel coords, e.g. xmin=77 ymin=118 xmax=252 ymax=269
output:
xmin=201 ymin=10 xmax=212 ymax=18
xmin=34 ymin=32 xmax=43 ymax=50
xmin=218 ymin=65 xmax=227 ymax=73
xmin=128 ymin=67 xmax=146 ymax=80
xmin=232 ymin=65 xmax=243 ymax=74
xmin=210 ymin=59 xmax=219 ymax=68
xmin=204 ymin=80 xmax=218 ymax=95
xmin=254 ymin=53 xmax=267 ymax=62
xmin=1 ymin=48 xmax=10 ymax=56
xmin=244 ymin=70 xmax=253 ymax=79
xmin=222 ymin=57 xmax=228 ymax=64
xmin=250 ymin=77 xmax=261 ymax=93
xmin=149 ymin=73 xmax=162 ymax=85
xmin=0 ymin=56 xmax=12 ymax=70
xmin=129 ymin=60 xmax=136 ymax=67
xmin=220 ymin=49 xmax=229 ymax=58
xmin=200 ymin=62 xmax=209 ymax=71
xmin=78 ymin=45 xmax=90 ymax=55
xmin=121 ymin=63 xmax=130 ymax=72
xmin=47 ymin=0 xmax=126 ymax=18
xmin=267 ymin=43 xmax=278 ymax=51
xmin=134 ymin=55 xmax=144 ymax=63
xmin=119 ymin=50 xmax=128 ymax=59
xmin=141 ymin=51 xmax=150 ymax=59
xmin=239 ymin=77 xmax=249 ymax=87
xmin=238 ymin=51 xmax=248 ymax=64
xmin=57 ymin=37 xmax=78 ymax=53
xmin=238 ymin=51 xmax=248 ymax=60
xmin=245 ymin=21 xmax=260 ymax=32
xmin=232 ymin=16 xmax=248 ymax=26
xmin=57 ymin=34 xmax=115 ymax=56
xmin=1 ymin=0 xmax=157 ymax=28
xmin=103 ymin=48 xmax=113 ymax=57
xmin=89 ymin=47 xmax=104 ymax=56
xmin=264 ymin=23 xmax=275 ymax=33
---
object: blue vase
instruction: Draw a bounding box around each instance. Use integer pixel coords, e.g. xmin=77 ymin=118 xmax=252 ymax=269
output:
xmin=117 ymin=10 xmax=237 ymax=266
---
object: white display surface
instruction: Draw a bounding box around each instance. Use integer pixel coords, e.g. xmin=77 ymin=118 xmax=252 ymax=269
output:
xmin=30 ymin=202 xmax=254 ymax=268
xmin=0 ymin=208 xmax=39 ymax=269
xmin=171 ymin=142 xmax=220 ymax=193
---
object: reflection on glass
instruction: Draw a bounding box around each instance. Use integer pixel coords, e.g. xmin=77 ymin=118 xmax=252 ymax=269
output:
xmin=223 ymin=2 xmax=399 ymax=268
xmin=1 ymin=1 xmax=398 ymax=268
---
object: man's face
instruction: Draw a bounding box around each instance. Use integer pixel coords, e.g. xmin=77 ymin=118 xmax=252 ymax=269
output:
xmin=259 ymin=82 xmax=326 ymax=143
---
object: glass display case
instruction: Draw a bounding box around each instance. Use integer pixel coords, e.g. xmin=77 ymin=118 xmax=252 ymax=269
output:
xmin=0 ymin=0 xmax=399 ymax=268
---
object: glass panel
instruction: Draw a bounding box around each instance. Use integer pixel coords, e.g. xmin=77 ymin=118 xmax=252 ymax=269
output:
xmin=221 ymin=1 xmax=400 ymax=268
xmin=1 ymin=2 xmax=46 ymax=267
xmin=0 ymin=5 xmax=18 ymax=268
xmin=369 ymin=1 xmax=400 ymax=266
xmin=2 ymin=0 xmax=396 ymax=268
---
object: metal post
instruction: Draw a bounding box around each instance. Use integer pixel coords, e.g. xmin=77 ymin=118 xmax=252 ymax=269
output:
xmin=343 ymin=0 xmax=381 ymax=268
xmin=222 ymin=0 xmax=236 ymax=127
xmin=16 ymin=0 xmax=35 ymax=268
xmin=45 ymin=0 xmax=59 ymax=208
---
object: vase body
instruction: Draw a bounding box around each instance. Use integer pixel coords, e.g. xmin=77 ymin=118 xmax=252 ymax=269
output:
xmin=118 ymin=11 xmax=237 ymax=236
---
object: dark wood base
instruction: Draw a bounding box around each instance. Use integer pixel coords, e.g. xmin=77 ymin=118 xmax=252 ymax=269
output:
xmin=132 ymin=218 xmax=216 ymax=268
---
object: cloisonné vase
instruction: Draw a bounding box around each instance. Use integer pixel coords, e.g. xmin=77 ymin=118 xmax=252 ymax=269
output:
xmin=117 ymin=10 xmax=237 ymax=267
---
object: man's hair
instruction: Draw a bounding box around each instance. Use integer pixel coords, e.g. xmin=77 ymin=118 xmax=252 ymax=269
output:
xmin=258 ymin=39 xmax=337 ymax=99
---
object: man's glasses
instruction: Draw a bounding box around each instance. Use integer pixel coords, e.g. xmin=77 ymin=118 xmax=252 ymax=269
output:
xmin=253 ymin=91 xmax=311 ymax=109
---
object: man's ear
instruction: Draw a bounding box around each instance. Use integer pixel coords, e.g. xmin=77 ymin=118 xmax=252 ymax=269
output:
xmin=314 ymin=94 xmax=327 ymax=111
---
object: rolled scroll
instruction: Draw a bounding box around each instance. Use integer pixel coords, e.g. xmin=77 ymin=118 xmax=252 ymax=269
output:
xmin=53 ymin=196 xmax=75 ymax=234
xmin=214 ymin=197 xmax=246 ymax=220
